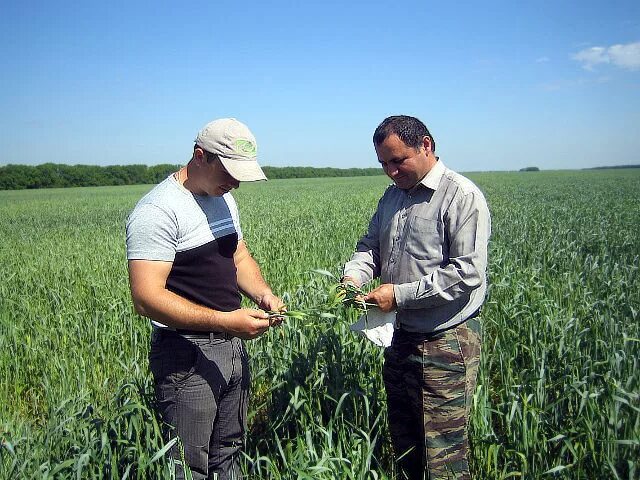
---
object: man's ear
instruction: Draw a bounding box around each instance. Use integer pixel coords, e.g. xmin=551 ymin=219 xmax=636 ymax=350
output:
xmin=193 ymin=147 xmax=207 ymax=165
xmin=422 ymin=135 xmax=433 ymax=154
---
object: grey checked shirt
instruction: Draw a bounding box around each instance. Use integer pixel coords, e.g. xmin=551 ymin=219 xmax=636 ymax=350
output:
xmin=344 ymin=160 xmax=491 ymax=333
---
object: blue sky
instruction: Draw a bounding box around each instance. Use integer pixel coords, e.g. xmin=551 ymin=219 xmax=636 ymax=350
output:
xmin=1 ymin=0 xmax=639 ymax=172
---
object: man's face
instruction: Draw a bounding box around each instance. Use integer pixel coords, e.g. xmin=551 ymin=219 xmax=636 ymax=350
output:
xmin=375 ymin=134 xmax=430 ymax=190
xmin=202 ymin=152 xmax=240 ymax=196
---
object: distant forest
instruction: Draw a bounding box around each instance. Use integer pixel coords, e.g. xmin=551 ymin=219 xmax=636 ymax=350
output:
xmin=0 ymin=163 xmax=382 ymax=190
xmin=585 ymin=165 xmax=640 ymax=170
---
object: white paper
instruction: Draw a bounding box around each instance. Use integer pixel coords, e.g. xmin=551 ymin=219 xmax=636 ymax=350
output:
xmin=350 ymin=307 xmax=396 ymax=347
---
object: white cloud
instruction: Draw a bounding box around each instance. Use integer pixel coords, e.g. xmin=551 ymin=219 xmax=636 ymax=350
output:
xmin=572 ymin=46 xmax=609 ymax=70
xmin=573 ymin=41 xmax=640 ymax=71
xmin=608 ymin=42 xmax=640 ymax=70
xmin=536 ymin=56 xmax=550 ymax=63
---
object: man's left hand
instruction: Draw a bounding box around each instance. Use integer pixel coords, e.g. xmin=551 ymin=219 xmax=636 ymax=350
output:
xmin=364 ymin=284 xmax=397 ymax=312
xmin=259 ymin=293 xmax=286 ymax=326
xmin=259 ymin=293 xmax=284 ymax=311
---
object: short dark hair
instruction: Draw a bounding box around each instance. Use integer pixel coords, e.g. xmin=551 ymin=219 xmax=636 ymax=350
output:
xmin=204 ymin=151 xmax=218 ymax=164
xmin=373 ymin=115 xmax=435 ymax=152
xmin=193 ymin=144 xmax=218 ymax=163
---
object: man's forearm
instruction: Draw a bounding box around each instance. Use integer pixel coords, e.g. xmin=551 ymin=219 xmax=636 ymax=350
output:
xmin=133 ymin=287 xmax=224 ymax=331
xmin=343 ymin=250 xmax=379 ymax=286
xmin=394 ymin=255 xmax=485 ymax=310
xmin=235 ymin=253 xmax=273 ymax=305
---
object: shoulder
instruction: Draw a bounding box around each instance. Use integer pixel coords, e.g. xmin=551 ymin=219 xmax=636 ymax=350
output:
xmin=132 ymin=176 xmax=179 ymax=210
xmin=440 ymin=168 xmax=489 ymax=218
xmin=371 ymin=183 xmax=402 ymax=212
xmin=441 ymin=168 xmax=481 ymax=196
xmin=127 ymin=177 xmax=182 ymax=226
xmin=222 ymin=193 xmax=242 ymax=227
xmin=380 ymin=183 xmax=401 ymax=202
xmin=222 ymin=192 xmax=239 ymax=211
xmin=442 ymin=168 xmax=479 ymax=194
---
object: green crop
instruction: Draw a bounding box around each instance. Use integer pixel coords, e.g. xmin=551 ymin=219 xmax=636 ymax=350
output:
xmin=1 ymin=171 xmax=638 ymax=479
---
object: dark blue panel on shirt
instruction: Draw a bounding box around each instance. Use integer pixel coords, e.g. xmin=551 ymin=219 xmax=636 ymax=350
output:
xmin=166 ymin=233 xmax=241 ymax=312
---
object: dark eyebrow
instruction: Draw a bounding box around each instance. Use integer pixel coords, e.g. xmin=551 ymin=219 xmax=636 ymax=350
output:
xmin=380 ymin=156 xmax=406 ymax=165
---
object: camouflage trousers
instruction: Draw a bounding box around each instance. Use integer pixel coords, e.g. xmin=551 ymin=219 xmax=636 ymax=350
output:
xmin=383 ymin=317 xmax=481 ymax=480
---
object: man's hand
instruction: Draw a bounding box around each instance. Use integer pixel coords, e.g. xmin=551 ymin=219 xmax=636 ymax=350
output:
xmin=364 ymin=284 xmax=397 ymax=312
xmin=258 ymin=293 xmax=284 ymax=312
xmin=258 ymin=293 xmax=286 ymax=327
xmin=340 ymin=276 xmax=361 ymax=288
xmin=219 ymin=308 xmax=272 ymax=339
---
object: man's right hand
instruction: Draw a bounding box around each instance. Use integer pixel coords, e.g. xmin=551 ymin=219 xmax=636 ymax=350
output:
xmin=340 ymin=276 xmax=361 ymax=288
xmin=219 ymin=308 xmax=271 ymax=339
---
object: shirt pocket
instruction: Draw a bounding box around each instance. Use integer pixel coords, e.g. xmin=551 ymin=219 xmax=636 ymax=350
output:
xmin=404 ymin=215 xmax=443 ymax=261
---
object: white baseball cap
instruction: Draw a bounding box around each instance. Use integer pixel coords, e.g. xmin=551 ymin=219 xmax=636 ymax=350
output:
xmin=195 ymin=118 xmax=267 ymax=181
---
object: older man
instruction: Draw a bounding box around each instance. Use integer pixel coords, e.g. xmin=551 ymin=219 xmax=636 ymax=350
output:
xmin=343 ymin=115 xmax=490 ymax=479
xmin=126 ymin=118 xmax=283 ymax=479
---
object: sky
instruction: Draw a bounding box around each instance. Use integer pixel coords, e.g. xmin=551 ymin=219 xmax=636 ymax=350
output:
xmin=1 ymin=0 xmax=639 ymax=172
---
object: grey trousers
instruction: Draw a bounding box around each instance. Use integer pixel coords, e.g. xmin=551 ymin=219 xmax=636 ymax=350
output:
xmin=149 ymin=329 xmax=249 ymax=480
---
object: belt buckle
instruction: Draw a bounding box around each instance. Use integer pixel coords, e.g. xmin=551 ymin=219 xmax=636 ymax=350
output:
xmin=210 ymin=331 xmax=231 ymax=341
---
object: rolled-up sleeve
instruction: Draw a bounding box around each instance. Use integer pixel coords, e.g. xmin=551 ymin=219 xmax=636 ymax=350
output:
xmin=394 ymin=189 xmax=490 ymax=309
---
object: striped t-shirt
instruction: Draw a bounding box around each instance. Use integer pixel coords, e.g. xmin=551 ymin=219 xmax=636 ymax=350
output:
xmin=126 ymin=175 xmax=243 ymax=327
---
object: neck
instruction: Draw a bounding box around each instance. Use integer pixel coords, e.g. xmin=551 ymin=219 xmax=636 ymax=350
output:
xmin=174 ymin=166 xmax=187 ymax=185
xmin=426 ymin=153 xmax=438 ymax=170
xmin=175 ymin=165 xmax=201 ymax=194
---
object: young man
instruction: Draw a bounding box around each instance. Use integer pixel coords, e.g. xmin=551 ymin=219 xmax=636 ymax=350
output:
xmin=126 ymin=118 xmax=284 ymax=479
xmin=343 ymin=115 xmax=491 ymax=480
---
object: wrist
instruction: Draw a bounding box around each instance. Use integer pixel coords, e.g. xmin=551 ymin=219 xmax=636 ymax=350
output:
xmin=255 ymin=290 xmax=274 ymax=307
xmin=210 ymin=309 xmax=229 ymax=332
xmin=341 ymin=275 xmax=360 ymax=288
xmin=342 ymin=272 xmax=365 ymax=287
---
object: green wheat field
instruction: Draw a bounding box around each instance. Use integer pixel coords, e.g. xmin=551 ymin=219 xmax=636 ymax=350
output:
xmin=1 ymin=170 xmax=638 ymax=479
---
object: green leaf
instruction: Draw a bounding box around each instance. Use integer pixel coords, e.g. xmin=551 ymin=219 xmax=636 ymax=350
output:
xmin=147 ymin=437 xmax=178 ymax=464
xmin=544 ymin=465 xmax=571 ymax=475
xmin=309 ymin=268 xmax=336 ymax=278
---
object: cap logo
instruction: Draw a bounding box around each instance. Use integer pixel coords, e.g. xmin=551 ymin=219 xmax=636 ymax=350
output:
xmin=235 ymin=139 xmax=257 ymax=156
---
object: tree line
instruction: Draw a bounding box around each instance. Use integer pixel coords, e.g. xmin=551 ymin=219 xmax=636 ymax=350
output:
xmin=585 ymin=164 xmax=640 ymax=170
xmin=0 ymin=163 xmax=382 ymax=190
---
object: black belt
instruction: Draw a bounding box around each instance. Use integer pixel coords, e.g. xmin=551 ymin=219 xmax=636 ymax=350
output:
xmin=162 ymin=329 xmax=231 ymax=340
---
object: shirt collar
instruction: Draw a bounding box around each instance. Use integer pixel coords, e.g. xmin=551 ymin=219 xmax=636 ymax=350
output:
xmin=412 ymin=159 xmax=446 ymax=193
